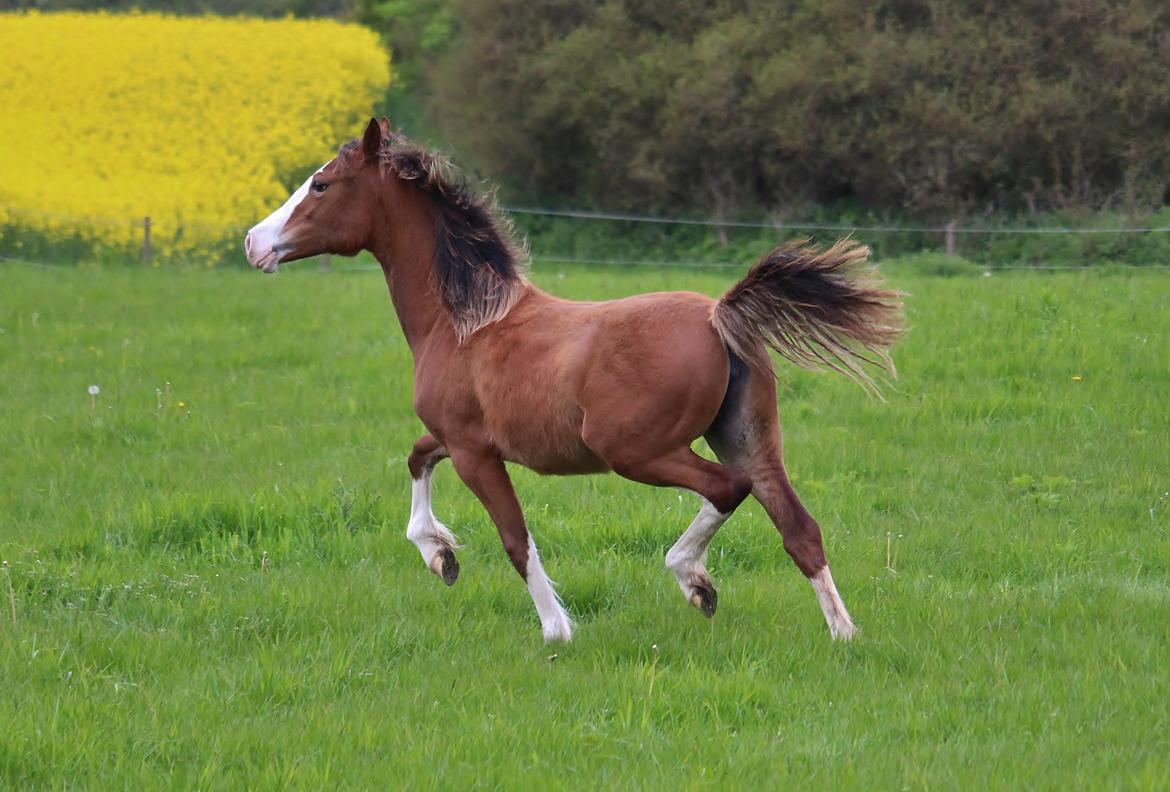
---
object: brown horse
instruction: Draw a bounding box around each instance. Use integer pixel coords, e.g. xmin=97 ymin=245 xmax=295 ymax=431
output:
xmin=245 ymin=118 xmax=902 ymax=643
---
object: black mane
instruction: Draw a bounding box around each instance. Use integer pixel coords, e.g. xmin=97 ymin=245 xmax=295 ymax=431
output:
xmin=375 ymin=135 xmax=528 ymax=339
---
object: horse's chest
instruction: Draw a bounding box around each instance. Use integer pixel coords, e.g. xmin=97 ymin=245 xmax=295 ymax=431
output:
xmin=416 ymin=327 xmax=607 ymax=474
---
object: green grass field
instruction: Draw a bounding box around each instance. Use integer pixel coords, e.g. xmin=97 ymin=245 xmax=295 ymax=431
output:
xmin=2 ymin=259 xmax=1168 ymax=788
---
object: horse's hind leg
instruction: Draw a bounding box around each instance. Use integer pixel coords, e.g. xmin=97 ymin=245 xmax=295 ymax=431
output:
xmin=587 ymin=440 xmax=752 ymax=617
xmin=705 ymin=361 xmax=857 ymax=640
xmin=405 ymin=433 xmax=460 ymax=586
xmin=752 ymin=463 xmax=857 ymax=639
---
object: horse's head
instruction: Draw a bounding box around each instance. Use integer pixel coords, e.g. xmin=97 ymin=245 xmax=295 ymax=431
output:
xmin=245 ymin=117 xmax=390 ymax=272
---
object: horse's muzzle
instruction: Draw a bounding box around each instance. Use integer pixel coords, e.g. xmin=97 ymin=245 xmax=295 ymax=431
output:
xmin=244 ymin=230 xmax=281 ymax=273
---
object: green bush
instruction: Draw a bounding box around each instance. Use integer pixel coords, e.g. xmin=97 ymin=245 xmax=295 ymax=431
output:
xmin=432 ymin=0 xmax=1170 ymax=223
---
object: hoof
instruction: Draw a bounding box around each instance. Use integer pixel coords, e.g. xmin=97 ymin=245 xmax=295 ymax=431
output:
xmin=689 ymin=585 xmax=718 ymax=618
xmin=830 ymin=620 xmax=858 ymax=641
xmin=428 ymin=548 xmax=459 ymax=586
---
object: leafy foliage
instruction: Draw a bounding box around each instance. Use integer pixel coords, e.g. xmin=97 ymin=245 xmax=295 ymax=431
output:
xmin=355 ymin=0 xmax=452 ymax=90
xmin=431 ymin=0 xmax=1170 ymax=220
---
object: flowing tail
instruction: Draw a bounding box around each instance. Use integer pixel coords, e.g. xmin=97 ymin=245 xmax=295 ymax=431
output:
xmin=711 ymin=238 xmax=904 ymax=395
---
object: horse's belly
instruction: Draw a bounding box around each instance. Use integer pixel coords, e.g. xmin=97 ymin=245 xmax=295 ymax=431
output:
xmin=486 ymin=403 xmax=609 ymax=475
xmin=506 ymin=441 xmax=610 ymax=475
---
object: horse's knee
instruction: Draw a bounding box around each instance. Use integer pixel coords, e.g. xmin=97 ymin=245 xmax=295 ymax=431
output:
xmin=408 ymin=435 xmax=447 ymax=479
xmin=710 ymin=468 xmax=753 ymax=514
xmin=499 ymin=530 xmax=530 ymax=578
xmin=782 ymin=517 xmax=827 ymax=577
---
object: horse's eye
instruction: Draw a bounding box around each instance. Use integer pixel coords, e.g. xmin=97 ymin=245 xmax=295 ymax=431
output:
xmin=311 ymin=180 xmax=329 ymax=194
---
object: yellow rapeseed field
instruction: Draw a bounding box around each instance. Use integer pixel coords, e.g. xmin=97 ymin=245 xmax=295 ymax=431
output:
xmin=0 ymin=11 xmax=390 ymax=262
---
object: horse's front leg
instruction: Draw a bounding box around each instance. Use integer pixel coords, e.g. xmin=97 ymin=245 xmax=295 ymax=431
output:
xmin=405 ymin=434 xmax=460 ymax=585
xmin=448 ymin=445 xmax=573 ymax=643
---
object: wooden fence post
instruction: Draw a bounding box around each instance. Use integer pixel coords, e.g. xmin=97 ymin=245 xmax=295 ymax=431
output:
xmin=320 ymin=253 xmax=332 ymax=272
xmin=142 ymin=216 xmax=152 ymax=265
xmin=945 ymin=219 xmax=957 ymax=258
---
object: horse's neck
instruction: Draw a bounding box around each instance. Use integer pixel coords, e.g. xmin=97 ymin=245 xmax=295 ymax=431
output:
xmin=370 ymin=196 xmax=456 ymax=358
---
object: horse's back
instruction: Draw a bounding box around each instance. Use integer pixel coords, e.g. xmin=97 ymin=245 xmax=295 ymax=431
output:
xmin=505 ymin=288 xmax=727 ymax=397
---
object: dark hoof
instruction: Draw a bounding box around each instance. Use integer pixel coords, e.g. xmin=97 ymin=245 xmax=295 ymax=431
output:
xmin=430 ymin=548 xmax=460 ymax=586
xmin=689 ymin=585 xmax=717 ymax=618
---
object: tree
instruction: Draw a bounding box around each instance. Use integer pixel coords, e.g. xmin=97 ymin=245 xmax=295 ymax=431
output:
xmin=430 ymin=0 xmax=1170 ymax=220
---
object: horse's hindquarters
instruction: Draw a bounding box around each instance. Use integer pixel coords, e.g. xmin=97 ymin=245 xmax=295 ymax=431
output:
xmin=577 ymin=292 xmax=731 ymax=454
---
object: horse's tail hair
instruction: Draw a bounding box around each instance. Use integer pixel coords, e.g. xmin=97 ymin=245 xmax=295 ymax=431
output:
xmin=711 ymin=238 xmax=904 ymax=396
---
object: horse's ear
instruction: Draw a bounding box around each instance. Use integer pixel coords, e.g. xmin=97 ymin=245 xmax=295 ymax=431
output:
xmin=361 ymin=117 xmax=381 ymax=161
xmin=379 ymin=116 xmax=392 ymax=139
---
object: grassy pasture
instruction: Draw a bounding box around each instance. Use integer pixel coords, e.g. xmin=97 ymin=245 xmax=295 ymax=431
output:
xmin=1 ymin=260 xmax=1168 ymax=788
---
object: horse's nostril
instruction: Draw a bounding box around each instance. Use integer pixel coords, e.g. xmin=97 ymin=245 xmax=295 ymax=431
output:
xmin=244 ymin=232 xmax=253 ymax=256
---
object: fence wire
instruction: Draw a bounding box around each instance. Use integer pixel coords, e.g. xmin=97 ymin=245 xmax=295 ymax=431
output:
xmin=9 ymin=202 xmax=1170 ymax=235
xmin=6 ymin=253 xmax=1170 ymax=274
xmin=502 ymin=206 xmax=1170 ymax=235
xmin=6 ymin=203 xmax=1170 ymax=272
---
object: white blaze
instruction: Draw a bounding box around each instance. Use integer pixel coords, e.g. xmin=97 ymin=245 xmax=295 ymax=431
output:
xmin=245 ymin=163 xmax=326 ymax=272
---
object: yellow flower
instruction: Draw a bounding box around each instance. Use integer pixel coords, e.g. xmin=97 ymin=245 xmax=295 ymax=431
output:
xmin=177 ymin=401 xmax=187 ymax=409
xmin=1072 ymin=375 xmax=1083 ymax=382
xmin=0 ymin=12 xmax=391 ymax=264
